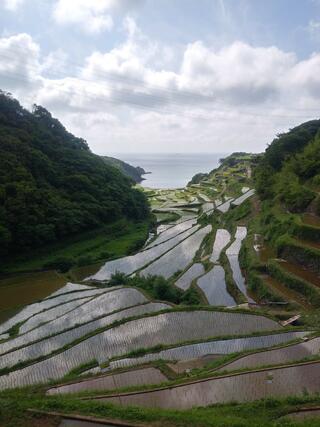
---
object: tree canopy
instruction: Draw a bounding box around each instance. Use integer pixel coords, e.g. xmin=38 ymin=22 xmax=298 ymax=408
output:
xmin=254 ymin=119 xmax=320 ymax=212
xmin=0 ymin=91 xmax=150 ymax=260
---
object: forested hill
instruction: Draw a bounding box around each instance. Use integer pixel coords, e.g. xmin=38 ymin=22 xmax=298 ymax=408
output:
xmin=102 ymin=156 xmax=146 ymax=183
xmin=0 ymin=91 xmax=149 ymax=261
xmin=254 ymin=119 xmax=320 ymax=212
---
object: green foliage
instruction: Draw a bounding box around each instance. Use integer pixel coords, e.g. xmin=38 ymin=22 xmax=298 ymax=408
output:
xmin=43 ymin=256 xmax=75 ymax=273
xmin=264 ymin=120 xmax=320 ymax=171
xmin=2 ymin=385 xmax=320 ymax=427
xmin=254 ymin=122 xmax=320 ymax=213
xmin=0 ymin=91 xmax=150 ymax=262
xmin=246 ymin=272 xmax=283 ymax=303
xmin=108 ymin=272 xmax=201 ymax=305
xmin=102 ymin=156 xmax=146 ymax=183
xmin=219 ymin=252 xmax=246 ymax=304
xmin=187 ymin=172 xmax=208 ymax=186
xmin=274 ymin=168 xmax=315 ymax=212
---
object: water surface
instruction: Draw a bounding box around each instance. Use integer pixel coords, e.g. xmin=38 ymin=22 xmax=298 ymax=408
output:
xmin=113 ymin=152 xmax=224 ymax=189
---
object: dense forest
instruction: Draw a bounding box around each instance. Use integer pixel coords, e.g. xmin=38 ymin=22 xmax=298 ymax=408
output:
xmin=102 ymin=156 xmax=146 ymax=183
xmin=254 ymin=119 xmax=320 ymax=212
xmin=0 ymin=91 xmax=150 ymax=261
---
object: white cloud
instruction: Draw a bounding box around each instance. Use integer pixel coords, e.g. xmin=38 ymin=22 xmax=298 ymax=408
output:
xmin=1 ymin=26 xmax=320 ymax=155
xmin=41 ymin=49 xmax=68 ymax=74
xmin=0 ymin=33 xmax=42 ymax=94
xmin=308 ymin=20 xmax=320 ymax=41
xmin=52 ymin=0 xmax=146 ymax=34
xmin=3 ymin=0 xmax=24 ymax=11
xmin=52 ymin=0 xmax=114 ymax=34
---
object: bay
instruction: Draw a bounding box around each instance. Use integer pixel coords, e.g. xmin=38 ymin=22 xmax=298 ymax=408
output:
xmin=113 ymin=153 xmax=225 ymax=189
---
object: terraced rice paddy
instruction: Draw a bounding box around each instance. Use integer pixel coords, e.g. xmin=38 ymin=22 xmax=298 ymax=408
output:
xmin=44 ymin=283 xmax=93 ymax=299
xmin=0 ymin=302 xmax=170 ymax=370
xmin=0 ymin=310 xmax=280 ymax=389
xmin=199 ymin=193 xmax=211 ymax=202
xmin=0 ymin=288 xmax=107 ymax=335
xmin=47 ymin=367 xmax=167 ymax=395
xmin=144 ymin=220 xmax=196 ymax=249
xmin=18 ymin=297 xmax=95 ymax=334
xmin=210 ymin=229 xmax=231 ymax=263
xmin=98 ymin=362 xmax=320 ymax=409
xmin=175 ymin=264 xmax=205 ymax=290
xmin=0 ymin=271 xmax=66 ymax=313
xmin=108 ymin=331 xmax=309 ymax=370
xmin=216 ymin=199 xmax=234 ymax=213
xmin=302 ymin=213 xmax=320 ymax=227
xmin=232 ymin=189 xmax=255 ymax=206
xmin=202 ymin=203 xmax=215 ymax=216
xmin=226 ymin=227 xmax=252 ymax=300
xmin=197 ymin=266 xmax=235 ymax=306
xmin=0 ymin=334 xmax=9 ymax=341
xmin=88 ymin=225 xmax=199 ymax=281
xmin=140 ymin=225 xmax=212 ymax=279
xmin=156 ymin=224 xmax=174 ymax=234
xmin=260 ymin=275 xmax=311 ymax=308
xmin=0 ymin=288 xmax=149 ymax=356
xmin=218 ymin=337 xmax=320 ymax=372
xmin=278 ymin=260 xmax=320 ymax=288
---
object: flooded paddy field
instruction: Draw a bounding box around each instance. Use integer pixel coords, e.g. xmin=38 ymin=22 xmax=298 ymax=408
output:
xmin=197 ymin=266 xmax=235 ymax=306
xmin=0 ymin=271 xmax=66 ymax=315
xmin=96 ymin=362 xmax=320 ymax=409
xmin=47 ymin=367 xmax=167 ymax=395
xmin=217 ymin=337 xmax=320 ymax=372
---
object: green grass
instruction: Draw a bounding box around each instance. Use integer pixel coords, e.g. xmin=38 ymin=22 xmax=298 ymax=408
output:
xmin=1 ymin=387 xmax=320 ymax=427
xmin=2 ymin=219 xmax=150 ymax=274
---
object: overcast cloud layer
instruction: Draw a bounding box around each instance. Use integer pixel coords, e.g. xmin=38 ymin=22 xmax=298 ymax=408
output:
xmin=0 ymin=0 xmax=320 ymax=154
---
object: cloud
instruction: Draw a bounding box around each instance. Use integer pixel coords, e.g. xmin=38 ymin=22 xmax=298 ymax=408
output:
xmin=51 ymin=0 xmax=145 ymax=34
xmin=52 ymin=0 xmax=114 ymax=34
xmin=3 ymin=0 xmax=24 ymax=11
xmin=1 ymin=26 xmax=320 ymax=155
xmin=308 ymin=20 xmax=320 ymax=41
xmin=0 ymin=33 xmax=42 ymax=93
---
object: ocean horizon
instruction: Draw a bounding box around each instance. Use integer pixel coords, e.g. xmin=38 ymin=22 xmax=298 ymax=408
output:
xmin=108 ymin=152 xmax=227 ymax=189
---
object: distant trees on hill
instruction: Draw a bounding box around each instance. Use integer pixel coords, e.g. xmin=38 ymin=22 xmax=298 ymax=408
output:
xmin=0 ymin=91 xmax=150 ymax=260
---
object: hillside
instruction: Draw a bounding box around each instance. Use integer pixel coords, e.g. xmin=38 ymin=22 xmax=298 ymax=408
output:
xmin=1 ymin=145 xmax=320 ymax=426
xmin=255 ymin=120 xmax=320 ymax=208
xmin=240 ymin=119 xmax=320 ymax=313
xmin=102 ymin=156 xmax=147 ymax=183
xmin=0 ymin=91 xmax=150 ymax=262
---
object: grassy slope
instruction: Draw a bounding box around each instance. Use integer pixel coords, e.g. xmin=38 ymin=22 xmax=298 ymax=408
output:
xmin=1 ymin=388 xmax=320 ymax=427
xmin=2 ymin=219 xmax=149 ymax=274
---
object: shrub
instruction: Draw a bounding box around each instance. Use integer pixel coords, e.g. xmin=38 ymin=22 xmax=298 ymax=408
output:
xmin=77 ymin=255 xmax=94 ymax=267
xmin=43 ymin=256 xmax=75 ymax=273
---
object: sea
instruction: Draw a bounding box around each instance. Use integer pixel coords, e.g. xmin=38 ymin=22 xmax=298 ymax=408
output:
xmin=112 ymin=153 xmax=226 ymax=189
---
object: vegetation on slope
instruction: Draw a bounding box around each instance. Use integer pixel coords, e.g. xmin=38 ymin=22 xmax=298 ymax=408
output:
xmin=102 ymin=156 xmax=147 ymax=183
xmin=1 ymin=387 xmax=320 ymax=427
xmin=254 ymin=120 xmax=320 ymax=211
xmin=0 ymin=91 xmax=150 ymax=264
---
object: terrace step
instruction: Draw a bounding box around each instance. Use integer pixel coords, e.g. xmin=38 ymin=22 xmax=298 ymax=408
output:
xmin=258 ymin=274 xmax=311 ymax=309
xmin=83 ymin=361 xmax=320 ymax=409
xmin=301 ymin=213 xmax=320 ymax=228
xmin=278 ymin=260 xmax=320 ymax=289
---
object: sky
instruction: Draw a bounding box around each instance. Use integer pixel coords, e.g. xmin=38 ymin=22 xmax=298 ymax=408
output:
xmin=0 ymin=0 xmax=320 ymax=154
